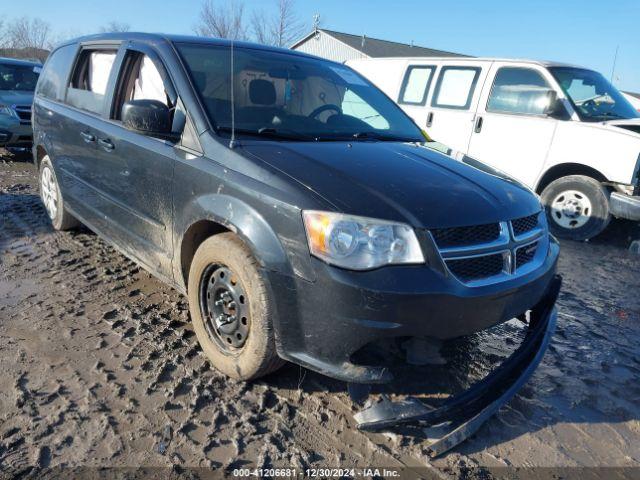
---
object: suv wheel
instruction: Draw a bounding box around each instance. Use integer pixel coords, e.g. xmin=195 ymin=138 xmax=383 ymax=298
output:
xmin=187 ymin=233 xmax=284 ymax=380
xmin=541 ymin=175 xmax=611 ymax=241
xmin=39 ymin=155 xmax=79 ymax=231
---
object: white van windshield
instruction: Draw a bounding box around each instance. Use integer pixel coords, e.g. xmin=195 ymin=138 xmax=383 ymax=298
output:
xmin=549 ymin=67 xmax=639 ymax=122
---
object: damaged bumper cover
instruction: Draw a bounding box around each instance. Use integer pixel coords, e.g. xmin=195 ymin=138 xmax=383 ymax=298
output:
xmin=353 ymin=275 xmax=562 ymax=457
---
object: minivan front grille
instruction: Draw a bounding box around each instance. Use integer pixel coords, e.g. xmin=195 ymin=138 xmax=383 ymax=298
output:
xmin=511 ymin=213 xmax=539 ymax=237
xmin=429 ymin=213 xmax=547 ymax=286
xmin=446 ymin=253 xmax=505 ymax=282
xmin=430 ymin=223 xmax=500 ymax=249
xmin=515 ymin=241 xmax=538 ymax=270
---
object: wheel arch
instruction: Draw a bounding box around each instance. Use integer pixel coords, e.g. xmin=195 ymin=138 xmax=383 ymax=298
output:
xmin=175 ymin=194 xmax=295 ymax=292
xmin=535 ymin=163 xmax=608 ymax=194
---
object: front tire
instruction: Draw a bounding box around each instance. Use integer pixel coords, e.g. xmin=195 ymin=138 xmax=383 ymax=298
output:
xmin=541 ymin=175 xmax=611 ymax=241
xmin=39 ymin=155 xmax=79 ymax=231
xmin=187 ymin=233 xmax=283 ymax=381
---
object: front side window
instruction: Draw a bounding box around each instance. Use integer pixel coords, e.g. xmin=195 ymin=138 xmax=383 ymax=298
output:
xmin=432 ymin=66 xmax=480 ymax=109
xmin=176 ymin=43 xmax=423 ymax=142
xmin=549 ymin=66 xmax=639 ymax=121
xmin=67 ymin=49 xmax=118 ymax=114
xmin=487 ymin=67 xmax=552 ymax=115
xmin=399 ymin=66 xmax=434 ymax=105
xmin=0 ymin=62 xmax=40 ymax=92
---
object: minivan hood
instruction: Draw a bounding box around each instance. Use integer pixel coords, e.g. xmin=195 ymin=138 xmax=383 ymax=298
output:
xmin=242 ymin=141 xmax=541 ymax=228
xmin=0 ymin=90 xmax=34 ymax=106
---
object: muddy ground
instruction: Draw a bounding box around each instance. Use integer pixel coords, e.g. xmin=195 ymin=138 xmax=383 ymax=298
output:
xmin=1 ymin=150 xmax=640 ymax=478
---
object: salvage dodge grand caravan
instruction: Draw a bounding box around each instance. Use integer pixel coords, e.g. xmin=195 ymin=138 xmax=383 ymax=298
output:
xmin=33 ymin=34 xmax=560 ymax=439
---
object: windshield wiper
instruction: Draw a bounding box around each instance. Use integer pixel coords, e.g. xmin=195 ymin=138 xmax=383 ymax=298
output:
xmin=217 ymin=126 xmax=314 ymax=141
xmin=351 ymin=131 xmax=421 ymax=142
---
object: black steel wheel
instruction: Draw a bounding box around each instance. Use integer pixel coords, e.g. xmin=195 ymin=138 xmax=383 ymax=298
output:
xmin=200 ymin=265 xmax=250 ymax=351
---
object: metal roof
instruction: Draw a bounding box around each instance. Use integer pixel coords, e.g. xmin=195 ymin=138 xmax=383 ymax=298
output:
xmin=624 ymin=91 xmax=640 ymax=100
xmin=291 ymin=29 xmax=468 ymax=58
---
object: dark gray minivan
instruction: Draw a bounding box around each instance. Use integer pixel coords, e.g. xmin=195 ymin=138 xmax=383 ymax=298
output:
xmin=33 ymin=33 xmax=560 ymax=442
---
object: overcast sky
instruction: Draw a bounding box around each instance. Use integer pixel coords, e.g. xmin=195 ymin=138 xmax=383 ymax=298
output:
xmin=10 ymin=0 xmax=640 ymax=92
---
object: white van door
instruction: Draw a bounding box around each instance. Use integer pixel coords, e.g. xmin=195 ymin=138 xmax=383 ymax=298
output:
xmin=395 ymin=63 xmax=437 ymax=128
xmin=424 ymin=62 xmax=488 ymax=153
xmin=467 ymin=63 xmax=559 ymax=186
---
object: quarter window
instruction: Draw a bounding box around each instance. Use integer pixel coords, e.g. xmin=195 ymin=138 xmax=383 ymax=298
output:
xmin=398 ymin=66 xmax=434 ymax=105
xmin=36 ymin=44 xmax=77 ymax=101
xmin=67 ymin=49 xmax=118 ymax=114
xmin=432 ymin=66 xmax=480 ymax=109
xmin=487 ymin=67 xmax=552 ymax=115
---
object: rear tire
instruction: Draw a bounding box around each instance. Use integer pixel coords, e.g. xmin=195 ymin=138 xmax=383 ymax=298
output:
xmin=187 ymin=233 xmax=284 ymax=381
xmin=39 ymin=155 xmax=80 ymax=231
xmin=541 ymin=175 xmax=610 ymax=241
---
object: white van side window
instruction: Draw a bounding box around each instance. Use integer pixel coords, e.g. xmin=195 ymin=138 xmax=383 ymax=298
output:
xmin=432 ymin=66 xmax=480 ymax=110
xmin=399 ymin=66 xmax=434 ymax=105
xmin=487 ymin=67 xmax=551 ymax=115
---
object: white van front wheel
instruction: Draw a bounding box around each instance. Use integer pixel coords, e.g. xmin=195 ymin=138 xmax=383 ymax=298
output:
xmin=541 ymin=175 xmax=611 ymax=241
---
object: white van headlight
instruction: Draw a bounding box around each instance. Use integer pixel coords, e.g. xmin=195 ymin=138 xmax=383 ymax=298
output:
xmin=302 ymin=211 xmax=424 ymax=270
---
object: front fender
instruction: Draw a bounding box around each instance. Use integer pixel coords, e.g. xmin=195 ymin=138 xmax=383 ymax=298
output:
xmin=175 ymin=193 xmax=315 ymax=291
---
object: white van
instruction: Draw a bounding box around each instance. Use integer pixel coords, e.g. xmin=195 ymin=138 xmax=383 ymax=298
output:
xmin=347 ymin=57 xmax=640 ymax=240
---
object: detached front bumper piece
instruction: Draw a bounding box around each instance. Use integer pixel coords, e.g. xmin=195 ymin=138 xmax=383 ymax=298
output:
xmin=354 ymin=275 xmax=562 ymax=457
xmin=610 ymin=192 xmax=640 ymax=221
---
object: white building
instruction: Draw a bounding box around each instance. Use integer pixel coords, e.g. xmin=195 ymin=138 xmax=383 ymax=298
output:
xmin=290 ymin=29 xmax=467 ymax=64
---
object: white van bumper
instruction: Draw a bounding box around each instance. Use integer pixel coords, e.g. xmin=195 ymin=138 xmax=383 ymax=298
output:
xmin=610 ymin=192 xmax=640 ymax=221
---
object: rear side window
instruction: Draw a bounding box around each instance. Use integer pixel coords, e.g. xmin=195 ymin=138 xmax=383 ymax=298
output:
xmin=36 ymin=44 xmax=77 ymax=101
xmin=398 ymin=66 xmax=435 ymax=105
xmin=432 ymin=66 xmax=480 ymax=110
xmin=66 ymin=49 xmax=118 ymax=114
xmin=487 ymin=67 xmax=551 ymax=115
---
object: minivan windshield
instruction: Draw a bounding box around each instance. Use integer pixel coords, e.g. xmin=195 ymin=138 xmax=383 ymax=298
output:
xmin=177 ymin=43 xmax=424 ymax=142
xmin=0 ymin=62 xmax=40 ymax=92
xmin=549 ymin=66 xmax=639 ymax=122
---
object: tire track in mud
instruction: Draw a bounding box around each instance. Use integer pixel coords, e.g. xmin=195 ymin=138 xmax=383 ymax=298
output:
xmin=0 ymin=169 xmax=430 ymax=473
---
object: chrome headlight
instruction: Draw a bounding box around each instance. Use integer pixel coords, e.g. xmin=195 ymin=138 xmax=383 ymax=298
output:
xmin=0 ymin=104 xmax=17 ymax=118
xmin=302 ymin=211 xmax=424 ymax=270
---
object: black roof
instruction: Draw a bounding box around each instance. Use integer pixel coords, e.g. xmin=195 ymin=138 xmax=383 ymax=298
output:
xmin=293 ymin=29 xmax=468 ymax=58
xmin=59 ymin=32 xmax=322 ymax=61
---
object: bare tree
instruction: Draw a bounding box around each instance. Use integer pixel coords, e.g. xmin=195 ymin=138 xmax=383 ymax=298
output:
xmin=271 ymin=0 xmax=304 ymax=47
xmin=100 ymin=21 xmax=131 ymax=33
xmin=251 ymin=0 xmax=304 ymax=47
xmin=0 ymin=17 xmax=52 ymax=61
xmin=195 ymin=0 xmax=248 ymax=40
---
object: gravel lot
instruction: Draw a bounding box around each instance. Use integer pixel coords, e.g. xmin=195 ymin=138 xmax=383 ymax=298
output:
xmin=1 ymin=150 xmax=640 ymax=478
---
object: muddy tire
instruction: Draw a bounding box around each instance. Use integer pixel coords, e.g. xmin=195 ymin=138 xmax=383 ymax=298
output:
xmin=187 ymin=233 xmax=284 ymax=380
xmin=541 ymin=175 xmax=611 ymax=241
xmin=39 ymin=155 xmax=80 ymax=231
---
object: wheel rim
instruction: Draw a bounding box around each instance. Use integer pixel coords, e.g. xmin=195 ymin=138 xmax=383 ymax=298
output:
xmin=199 ymin=264 xmax=250 ymax=351
xmin=550 ymin=189 xmax=592 ymax=229
xmin=40 ymin=165 xmax=58 ymax=220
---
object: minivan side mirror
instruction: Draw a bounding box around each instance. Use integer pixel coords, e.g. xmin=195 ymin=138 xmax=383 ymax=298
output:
xmin=543 ymin=90 xmax=570 ymax=120
xmin=122 ymin=99 xmax=175 ymax=139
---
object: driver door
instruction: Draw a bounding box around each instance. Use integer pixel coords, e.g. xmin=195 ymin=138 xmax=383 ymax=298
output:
xmin=467 ymin=63 xmax=559 ymax=186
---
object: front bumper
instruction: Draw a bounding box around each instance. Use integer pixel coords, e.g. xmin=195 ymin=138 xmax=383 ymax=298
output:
xmin=610 ymin=192 xmax=640 ymax=221
xmin=353 ymin=275 xmax=561 ymax=456
xmin=267 ymin=239 xmax=559 ymax=383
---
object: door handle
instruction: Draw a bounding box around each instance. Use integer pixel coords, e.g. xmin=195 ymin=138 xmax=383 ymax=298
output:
xmin=426 ymin=112 xmax=434 ymax=128
xmin=80 ymin=131 xmax=95 ymax=143
xmin=474 ymin=116 xmax=484 ymax=133
xmin=98 ymin=138 xmax=115 ymax=151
